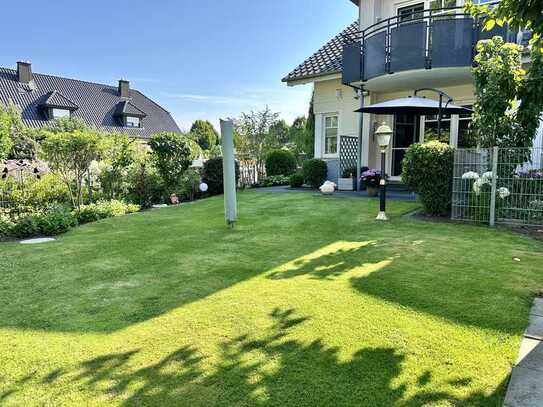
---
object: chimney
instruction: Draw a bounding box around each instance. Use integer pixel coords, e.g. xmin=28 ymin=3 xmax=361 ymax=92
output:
xmin=17 ymin=61 xmax=33 ymax=84
xmin=118 ymin=79 xmax=130 ymax=98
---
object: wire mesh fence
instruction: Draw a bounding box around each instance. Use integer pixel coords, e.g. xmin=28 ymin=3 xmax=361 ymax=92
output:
xmin=452 ymin=147 xmax=543 ymax=226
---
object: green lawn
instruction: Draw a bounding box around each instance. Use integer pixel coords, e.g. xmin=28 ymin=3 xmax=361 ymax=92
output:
xmin=0 ymin=191 xmax=542 ymax=406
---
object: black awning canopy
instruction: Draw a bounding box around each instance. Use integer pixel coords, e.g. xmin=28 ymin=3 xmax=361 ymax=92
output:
xmin=355 ymin=96 xmax=473 ymax=115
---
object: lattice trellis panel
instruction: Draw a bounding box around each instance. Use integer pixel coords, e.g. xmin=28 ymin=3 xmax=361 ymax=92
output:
xmin=339 ymin=136 xmax=358 ymax=177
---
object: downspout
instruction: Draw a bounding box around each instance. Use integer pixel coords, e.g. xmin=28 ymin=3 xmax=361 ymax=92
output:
xmin=346 ymin=84 xmax=365 ymax=192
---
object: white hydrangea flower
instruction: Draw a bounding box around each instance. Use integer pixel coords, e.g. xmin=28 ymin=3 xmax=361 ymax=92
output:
xmin=473 ymin=178 xmax=486 ymax=195
xmin=498 ymin=187 xmax=510 ymax=199
xmin=482 ymin=171 xmax=495 ymax=181
xmin=462 ymin=171 xmax=479 ymax=180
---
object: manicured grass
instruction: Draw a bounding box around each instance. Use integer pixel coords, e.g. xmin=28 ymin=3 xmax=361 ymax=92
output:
xmin=0 ymin=190 xmax=542 ymax=406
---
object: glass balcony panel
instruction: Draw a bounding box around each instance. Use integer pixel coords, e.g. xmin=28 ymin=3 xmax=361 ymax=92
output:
xmin=432 ymin=17 xmax=474 ymax=68
xmin=363 ymin=31 xmax=387 ymax=80
xmin=390 ymin=21 xmax=427 ymax=74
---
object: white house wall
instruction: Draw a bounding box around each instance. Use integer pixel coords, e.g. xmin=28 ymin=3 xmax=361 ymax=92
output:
xmin=358 ymin=0 xmax=469 ymax=31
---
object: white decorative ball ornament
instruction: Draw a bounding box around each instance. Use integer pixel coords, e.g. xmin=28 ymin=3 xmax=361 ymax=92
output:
xmin=199 ymin=182 xmax=208 ymax=192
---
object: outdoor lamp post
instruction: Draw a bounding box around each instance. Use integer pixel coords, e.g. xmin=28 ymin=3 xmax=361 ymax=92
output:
xmin=375 ymin=122 xmax=392 ymax=221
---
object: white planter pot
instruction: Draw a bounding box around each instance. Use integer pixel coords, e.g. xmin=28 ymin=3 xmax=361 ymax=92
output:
xmin=338 ymin=177 xmax=354 ymax=191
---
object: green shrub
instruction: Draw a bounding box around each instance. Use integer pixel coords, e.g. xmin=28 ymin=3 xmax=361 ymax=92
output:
xmin=149 ymin=132 xmax=194 ymax=194
xmin=402 ymin=141 xmax=455 ymax=216
xmin=0 ymin=213 xmax=14 ymax=238
xmin=202 ymin=157 xmax=240 ymax=196
xmin=265 ymin=150 xmax=297 ymax=176
xmin=36 ymin=206 xmax=77 ymax=236
xmin=76 ymin=200 xmax=140 ymax=224
xmin=10 ymin=214 xmax=40 ymax=238
xmin=259 ymin=175 xmax=290 ymax=187
xmin=302 ymin=159 xmax=328 ymax=189
xmin=289 ymin=172 xmax=304 ymax=188
xmin=127 ymin=160 xmax=164 ymax=208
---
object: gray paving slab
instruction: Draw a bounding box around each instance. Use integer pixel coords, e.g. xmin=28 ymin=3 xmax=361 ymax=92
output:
xmin=525 ymin=314 xmax=543 ymax=340
xmin=20 ymin=237 xmax=55 ymax=244
xmin=530 ymin=298 xmax=543 ymax=317
xmin=504 ymin=366 xmax=543 ymax=407
xmin=516 ymin=338 xmax=543 ymax=372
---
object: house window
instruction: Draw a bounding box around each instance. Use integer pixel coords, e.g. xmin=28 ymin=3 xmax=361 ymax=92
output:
xmin=324 ymin=115 xmax=338 ymax=155
xmin=398 ymin=3 xmax=424 ymax=23
xmin=430 ymin=0 xmax=456 ymax=11
xmin=125 ymin=116 xmax=141 ymax=128
xmin=424 ymin=113 xmax=451 ymax=143
xmin=51 ymin=108 xmax=70 ymax=119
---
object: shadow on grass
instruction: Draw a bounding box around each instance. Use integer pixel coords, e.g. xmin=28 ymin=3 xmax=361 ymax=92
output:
xmin=23 ymin=308 xmax=506 ymax=406
xmin=266 ymin=239 xmax=530 ymax=335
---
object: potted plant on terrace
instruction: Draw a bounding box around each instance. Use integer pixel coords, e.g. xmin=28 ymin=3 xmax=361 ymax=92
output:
xmin=338 ymin=167 xmax=355 ymax=191
xmin=361 ymin=169 xmax=381 ymax=197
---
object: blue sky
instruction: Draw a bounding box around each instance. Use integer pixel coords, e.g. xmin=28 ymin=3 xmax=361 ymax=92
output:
xmin=0 ymin=0 xmax=356 ymax=131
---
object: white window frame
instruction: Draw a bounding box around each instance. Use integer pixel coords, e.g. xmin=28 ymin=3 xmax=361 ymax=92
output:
xmin=51 ymin=108 xmax=70 ymax=120
xmin=322 ymin=113 xmax=339 ymax=158
xmin=125 ymin=116 xmax=141 ymax=128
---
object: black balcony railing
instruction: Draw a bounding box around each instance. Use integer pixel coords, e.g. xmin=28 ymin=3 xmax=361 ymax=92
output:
xmin=342 ymin=4 xmax=524 ymax=84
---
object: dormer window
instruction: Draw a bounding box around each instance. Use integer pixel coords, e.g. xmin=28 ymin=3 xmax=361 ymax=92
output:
xmin=125 ymin=116 xmax=141 ymax=128
xmin=114 ymin=100 xmax=146 ymax=129
xmin=52 ymin=108 xmax=71 ymax=119
xmin=40 ymin=91 xmax=78 ymax=121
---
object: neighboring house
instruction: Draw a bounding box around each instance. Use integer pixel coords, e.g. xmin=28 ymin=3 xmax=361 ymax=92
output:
xmin=0 ymin=61 xmax=181 ymax=139
xmin=283 ymin=0 xmax=543 ymax=182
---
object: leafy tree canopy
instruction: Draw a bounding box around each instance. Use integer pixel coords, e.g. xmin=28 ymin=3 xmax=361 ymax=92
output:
xmin=0 ymin=104 xmax=14 ymax=160
xmin=40 ymin=129 xmax=106 ymax=208
xmin=189 ymin=120 xmax=219 ymax=151
xmin=149 ymin=132 xmax=194 ymax=193
xmin=472 ymin=36 xmax=543 ymax=148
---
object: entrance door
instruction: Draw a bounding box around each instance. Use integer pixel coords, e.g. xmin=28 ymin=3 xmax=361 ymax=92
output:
xmin=391 ymin=114 xmax=419 ymax=178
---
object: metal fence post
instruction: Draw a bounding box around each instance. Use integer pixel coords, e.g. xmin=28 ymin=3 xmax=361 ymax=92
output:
xmin=489 ymin=146 xmax=499 ymax=227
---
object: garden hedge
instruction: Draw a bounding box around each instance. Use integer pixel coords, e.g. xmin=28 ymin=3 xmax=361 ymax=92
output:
xmin=302 ymin=159 xmax=327 ymax=189
xmin=265 ymin=150 xmax=297 ymax=176
xmin=202 ymin=157 xmax=240 ymax=196
xmin=402 ymin=141 xmax=454 ymax=216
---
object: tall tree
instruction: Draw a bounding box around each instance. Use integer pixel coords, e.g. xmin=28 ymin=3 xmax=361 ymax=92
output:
xmin=234 ymin=107 xmax=279 ymax=174
xmin=40 ymin=129 xmax=105 ymax=209
xmin=305 ymin=92 xmax=315 ymax=158
xmin=268 ymin=119 xmax=291 ymax=146
xmin=0 ymin=104 xmax=14 ymax=160
xmin=149 ymin=132 xmax=193 ymax=194
xmin=189 ymin=120 xmax=219 ymax=151
xmin=466 ymin=0 xmax=543 ymax=147
xmin=472 ymin=37 xmax=543 ymax=149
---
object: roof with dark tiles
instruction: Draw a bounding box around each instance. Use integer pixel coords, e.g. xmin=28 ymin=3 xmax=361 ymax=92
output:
xmin=282 ymin=21 xmax=359 ymax=83
xmin=0 ymin=66 xmax=181 ymax=139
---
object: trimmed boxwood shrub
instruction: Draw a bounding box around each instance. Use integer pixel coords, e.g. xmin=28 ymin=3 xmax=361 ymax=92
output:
xmin=302 ymin=159 xmax=327 ymax=189
xmin=202 ymin=157 xmax=240 ymax=196
xmin=289 ymin=172 xmax=304 ymax=188
xmin=402 ymin=141 xmax=455 ymax=216
xmin=265 ymin=150 xmax=297 ymax=176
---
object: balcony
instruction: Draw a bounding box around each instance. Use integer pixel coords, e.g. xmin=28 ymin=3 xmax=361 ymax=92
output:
xmin=342 ymin=5 xmax=526 ymax=90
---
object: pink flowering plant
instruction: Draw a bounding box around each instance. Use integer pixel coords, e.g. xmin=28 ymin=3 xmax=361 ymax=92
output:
xmin=361 ymin=169 xmax=382 ymax=188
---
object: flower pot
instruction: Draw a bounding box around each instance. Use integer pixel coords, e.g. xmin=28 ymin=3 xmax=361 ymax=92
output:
xmin=338 ymin=177 xmax=354 ymax=191
xmin=367 ymin=186 xmax=379 ymax=197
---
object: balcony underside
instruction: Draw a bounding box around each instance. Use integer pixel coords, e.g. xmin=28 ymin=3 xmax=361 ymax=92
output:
xmin=363 ymin=66 xmax=473 ymax=92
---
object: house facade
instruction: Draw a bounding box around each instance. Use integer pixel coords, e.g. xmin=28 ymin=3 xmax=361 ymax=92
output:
xmin=283 ymin=0 xmax=543 ymax=182
xmin=0 ymin=61 xmax=181 ymax=139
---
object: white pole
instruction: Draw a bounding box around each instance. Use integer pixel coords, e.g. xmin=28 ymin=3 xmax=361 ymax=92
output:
xmin=220 ymin=119 xmax=237 ymax=227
